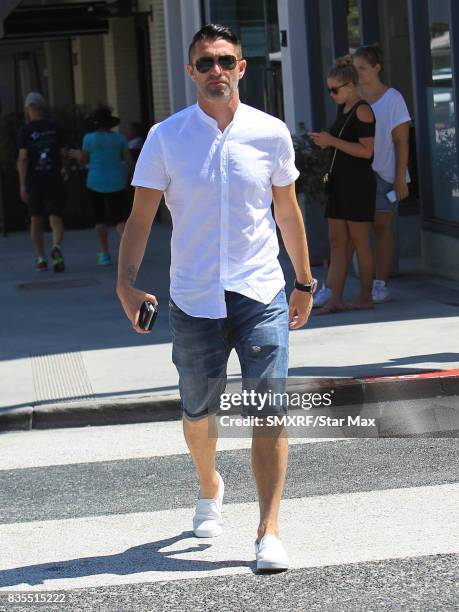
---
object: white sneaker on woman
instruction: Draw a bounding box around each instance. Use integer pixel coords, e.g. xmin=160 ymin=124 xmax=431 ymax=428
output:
xmin=372 ymin=280 xmax=391 ymax=303
xmin=192 ymin=472 xmax=224 ymax=537
xmin=313 ymin=283 xmax=332 ymax=308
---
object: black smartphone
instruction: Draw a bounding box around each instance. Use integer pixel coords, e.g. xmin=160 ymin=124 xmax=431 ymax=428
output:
xmin=138 ymin=301 xmax=158 ymax=331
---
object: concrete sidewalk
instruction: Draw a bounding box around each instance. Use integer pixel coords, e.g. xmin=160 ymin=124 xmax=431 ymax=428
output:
xmin=0 ymin=223 xmax=458 ymax=431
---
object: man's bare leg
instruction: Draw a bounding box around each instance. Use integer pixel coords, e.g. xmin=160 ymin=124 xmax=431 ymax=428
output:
xmin=252 ymin=424 xmax=288 ymax=541
xmin=30 ymin=215 xmax=45 ymax=257
xmin=182 ymin=416 xmax=220 ymax=498
xmin=49 ymin=214 xmax=64 ymax=247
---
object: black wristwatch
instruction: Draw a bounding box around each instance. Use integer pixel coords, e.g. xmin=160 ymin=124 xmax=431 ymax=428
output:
xmin=294 ymin=278 xmax=318 ymax=294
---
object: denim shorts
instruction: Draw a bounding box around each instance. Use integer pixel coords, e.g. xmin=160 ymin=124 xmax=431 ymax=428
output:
xmin=169 ymin=289 xmax=289 ymax=421
xmin=375 ymin=174 xmax=397 ymax=213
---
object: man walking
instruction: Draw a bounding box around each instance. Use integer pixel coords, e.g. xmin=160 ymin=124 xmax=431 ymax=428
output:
xmin=17 ymin=92 xmax=66 ymax=272
xmin=117 ymin=24 xmax=316 ymax=571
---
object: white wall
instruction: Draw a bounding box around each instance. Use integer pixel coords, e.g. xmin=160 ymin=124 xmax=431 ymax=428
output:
xmin=163 ymin=0 xmax=202 ymax=114
xmin=180 ymin=0 xmax=202 ymax=107
xmin=277 ymin=0 xmax=314 ymax=135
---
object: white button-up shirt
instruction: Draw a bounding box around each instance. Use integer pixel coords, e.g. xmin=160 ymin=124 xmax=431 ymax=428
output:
xmin=132 ymin=102 xmax=299 ymax=318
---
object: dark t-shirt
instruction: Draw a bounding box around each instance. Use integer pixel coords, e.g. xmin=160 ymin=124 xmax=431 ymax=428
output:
xmin=17 ymin=119 xmax=64 ymax=186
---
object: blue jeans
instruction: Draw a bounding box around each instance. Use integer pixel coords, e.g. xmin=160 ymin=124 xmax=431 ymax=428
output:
xmin=375 ymin=174 xmax=397 ymax=213
xmin=169 ymin=289 xmax=289 ymax=421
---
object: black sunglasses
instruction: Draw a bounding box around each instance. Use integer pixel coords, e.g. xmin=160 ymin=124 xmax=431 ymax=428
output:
xmin=194 ymin=55 xmax=243 ymax=73
xmin=327 ymin=81 xmax=350 ymax=95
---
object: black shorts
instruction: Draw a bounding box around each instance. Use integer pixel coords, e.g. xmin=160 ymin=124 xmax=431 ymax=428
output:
xmin=87 ymin=189 xmax=130 ymax=225
xmin=27 ymin=179 xmax=65 ymax=217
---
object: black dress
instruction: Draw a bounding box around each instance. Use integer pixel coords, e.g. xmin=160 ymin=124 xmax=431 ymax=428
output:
xmin=325 ymin=101 xmax=376 ymax=222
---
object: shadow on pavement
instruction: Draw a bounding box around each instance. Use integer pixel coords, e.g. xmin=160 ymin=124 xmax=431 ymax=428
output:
xmin=289 ymin=352 xmax=459 ymax=378
xmin=0 ymin=531 xmax=252 ymax=588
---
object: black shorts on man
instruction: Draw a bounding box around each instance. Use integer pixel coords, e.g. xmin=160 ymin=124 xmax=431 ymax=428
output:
xmin=26 ymin=175 xmax=65 ymax=217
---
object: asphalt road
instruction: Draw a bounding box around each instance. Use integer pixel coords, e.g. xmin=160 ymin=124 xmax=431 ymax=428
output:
xmin=0 ymin=409 xmax=457 ymax=611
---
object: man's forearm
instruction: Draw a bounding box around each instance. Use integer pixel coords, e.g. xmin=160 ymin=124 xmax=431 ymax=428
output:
xmin=277 ymin=208 xmax=313 ymax=284
xmin=117 ymin=187 xmax=163 ymax=293
xmin=117 ymin=218 xmax=151 ymax=291
xmin=17 ymin=159 xmax=27 ymax=187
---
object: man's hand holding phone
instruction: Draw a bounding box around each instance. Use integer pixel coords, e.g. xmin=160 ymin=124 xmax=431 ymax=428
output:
xmin=138 ymin=300 xmax=158 ymax=331
xmin=117 ymin=285 xmax=158 ymax=334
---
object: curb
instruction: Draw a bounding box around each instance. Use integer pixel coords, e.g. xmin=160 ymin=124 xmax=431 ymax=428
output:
xmin=1 ymin=370 xmax=458 ymax=433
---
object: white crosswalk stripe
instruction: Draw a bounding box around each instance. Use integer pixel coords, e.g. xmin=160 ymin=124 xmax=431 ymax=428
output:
xmin=0 ymin=421 xmax=457 ymax=609
xmin=0 ymin=421 xmax=343 ymax=470
xmin=0 ymin=484 xmax=457 ymax=591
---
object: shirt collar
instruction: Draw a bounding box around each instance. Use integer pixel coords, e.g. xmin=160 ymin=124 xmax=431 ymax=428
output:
xmin=196 ymin=101 xmax=244 ymax=130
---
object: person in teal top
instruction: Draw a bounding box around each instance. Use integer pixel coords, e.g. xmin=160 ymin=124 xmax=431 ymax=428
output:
xmin=81 ymin=106 xmax=133 ymax=265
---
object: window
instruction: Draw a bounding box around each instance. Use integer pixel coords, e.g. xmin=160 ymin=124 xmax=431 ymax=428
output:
xmin=206 ymin=0 xmax=283 ymax=117
xmin=427 ymin=0 xmax=458 ymax=222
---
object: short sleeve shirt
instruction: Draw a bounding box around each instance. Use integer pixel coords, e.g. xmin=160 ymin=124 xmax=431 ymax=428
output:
xmin=82 ymin=131 xmax=129 ymax=193
xmin=132 ymin=102 xmax=299 ymax=318
xmin=17 ymin=119 xmax=64 ymax=184
xmin=371 ymin=88 xmax=411 ymax=184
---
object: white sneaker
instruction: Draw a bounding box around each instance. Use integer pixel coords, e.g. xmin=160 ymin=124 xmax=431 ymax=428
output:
xmin=372 ymin=280 xmax=391 ymax=303
xmin=255 ymin=534 xmax=289 ymax=571
xmin=313 ymin=283 xmax=332 ymax=308
xmin=192 ymin=472 xmax=224 ymax=537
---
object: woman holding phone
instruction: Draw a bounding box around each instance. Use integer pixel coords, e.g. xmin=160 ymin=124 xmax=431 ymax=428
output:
xmin=309 ymin=56 xmax=376 ymax=313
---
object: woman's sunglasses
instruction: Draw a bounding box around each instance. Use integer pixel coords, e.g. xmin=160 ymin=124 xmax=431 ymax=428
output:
xmin=194 ymin=55 xmax=243 ymax=73
xmin=327 ymin=82 xmax=350 ymax=95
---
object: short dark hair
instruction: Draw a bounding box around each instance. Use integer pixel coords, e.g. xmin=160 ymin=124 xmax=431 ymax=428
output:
xmin=188 ymin=24 xmax=241 ymax=63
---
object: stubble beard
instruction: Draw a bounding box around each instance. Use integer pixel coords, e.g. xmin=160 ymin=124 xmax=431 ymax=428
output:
xmin=201 ymin=77 xmax=238 ymax=102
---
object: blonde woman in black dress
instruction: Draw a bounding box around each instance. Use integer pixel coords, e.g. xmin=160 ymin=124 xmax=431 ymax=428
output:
xmin=309 ymin=57 xmax=376 ymax=313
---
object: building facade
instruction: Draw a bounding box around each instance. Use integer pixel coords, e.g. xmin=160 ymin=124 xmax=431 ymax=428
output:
xmin=0 ymin=0 xmax=171 ymax=129
xmin=0 ymin=0 xmax=458 ymax=279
